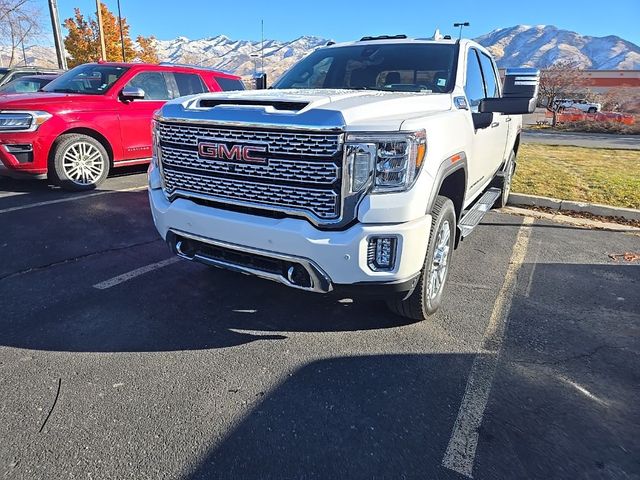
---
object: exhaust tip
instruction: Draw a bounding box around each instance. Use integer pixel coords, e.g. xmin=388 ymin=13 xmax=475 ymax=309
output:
xmin=286 ymin=264 xmax=312 ymax=288
xmin=175 ymin=239 xmax=196 ymax=259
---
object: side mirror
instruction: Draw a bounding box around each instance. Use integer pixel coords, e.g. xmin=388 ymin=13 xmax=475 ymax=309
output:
xmin=479 ymin=68 xmax=540 ymax=114
xmin=120 ymin=86 xmax=145 ymax=102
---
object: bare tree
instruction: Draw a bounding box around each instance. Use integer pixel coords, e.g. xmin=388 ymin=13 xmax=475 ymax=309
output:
xmin=538 ymin=61 xmax=584 ymax=126
xmin=595 ymin=87 xmax=638 ymax=113
xmin=0 ymin=0 xmax=42 ymax=67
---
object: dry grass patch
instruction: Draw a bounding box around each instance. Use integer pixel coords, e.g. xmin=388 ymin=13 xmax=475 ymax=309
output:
xmin=513 ymin=144 xmax=640 ymax=209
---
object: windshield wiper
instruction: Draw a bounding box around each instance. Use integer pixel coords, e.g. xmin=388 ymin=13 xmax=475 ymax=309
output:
xmin=49 ymin=88 xmax=80 ymax=93
xmin=343 ymin=86 xmax=384 ymax=91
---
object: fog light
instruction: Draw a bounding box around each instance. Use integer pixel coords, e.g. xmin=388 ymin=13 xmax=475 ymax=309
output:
xmin=367 ymin=237 xmax=397 ymax=271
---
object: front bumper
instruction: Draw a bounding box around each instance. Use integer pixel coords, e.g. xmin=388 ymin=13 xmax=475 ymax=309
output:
xmin=0 ymin=131 xmax=49 ymax=176
xmin=149 ymin=185 xmax=431 ymax=293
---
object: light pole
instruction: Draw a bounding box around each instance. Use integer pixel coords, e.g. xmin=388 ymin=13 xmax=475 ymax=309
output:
xmin=453 ymin=22 xmax=470 ymax=40
xmin=117 ymin=0 xmax=126 ymax=62
xmin=95 ymin=0 xmax=107 ymax=61
xmin=48 ymin=0 xmax=67 ymax=69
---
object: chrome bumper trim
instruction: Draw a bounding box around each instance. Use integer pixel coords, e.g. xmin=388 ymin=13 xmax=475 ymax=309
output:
xmin=169 ymin=229 xmax=333 ymax=293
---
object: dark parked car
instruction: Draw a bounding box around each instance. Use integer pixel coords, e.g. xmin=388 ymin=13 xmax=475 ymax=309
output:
xmin=0 ymin=74 xmax=59 ymax=94
xmin=0 ymin=66 xmax=64 ymax=88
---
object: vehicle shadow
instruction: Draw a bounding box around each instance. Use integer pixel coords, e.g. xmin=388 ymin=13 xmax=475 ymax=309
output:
xmin=179 ymin=262 xmax=639 ymax=480
xmin=185 ymin=352 xmax=475 ymax=480
xmin=473 ymin=261 xmax=640 ymax=479
xmin=0 ymin=164 xmax=148 ymax=207
xmin=1 ymin=258 xmax=420 ymax=352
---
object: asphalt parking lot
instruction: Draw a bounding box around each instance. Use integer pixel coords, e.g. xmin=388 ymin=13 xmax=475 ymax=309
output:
xmin=1 ymin=170 xmax=639 ymax=480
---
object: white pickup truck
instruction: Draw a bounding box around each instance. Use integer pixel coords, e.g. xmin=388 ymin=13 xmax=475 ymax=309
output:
xmin=148 ymin=35 xmax=539 ymax=320
xmin=553 ymin=98 xmax=601 ymax=113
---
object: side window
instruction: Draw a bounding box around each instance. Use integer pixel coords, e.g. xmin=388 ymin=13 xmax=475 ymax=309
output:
xmin=16 ymin=80 xmax=40 ymax=93
xmin=125 ymin=71 xmax=170 ymax=100
xmin=479 ymin=53 xmax=500 ymax=98
xmin=464 ymin=49 xmax=486 ymax=111
xmin=173 ymin=73 xmax=207 ymax=96
xmin=214 ymin=76 xmax=245 ymax=91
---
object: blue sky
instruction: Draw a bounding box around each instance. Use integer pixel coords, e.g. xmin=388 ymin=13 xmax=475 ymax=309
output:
xmin=52 ymin=0 xmax=640 ymax=45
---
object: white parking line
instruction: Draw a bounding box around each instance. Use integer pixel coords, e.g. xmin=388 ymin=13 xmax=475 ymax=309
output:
xmin=93 ymin=257 xmax=180 ymax=290
xmin=0 ymin=185 xmax=147 ymax=215
xmin=442 ymin=216 xmax=534 ymax=478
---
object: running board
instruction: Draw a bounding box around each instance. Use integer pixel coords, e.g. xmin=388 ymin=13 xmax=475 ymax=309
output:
xmin=458 ymin=187 xmax=501 ymax=238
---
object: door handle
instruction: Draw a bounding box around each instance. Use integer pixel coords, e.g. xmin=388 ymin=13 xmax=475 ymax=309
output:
xmin=490 ymin=122 xmax=500 ymax=128
xmin=505 ymin=117 xmax=512 ymax=122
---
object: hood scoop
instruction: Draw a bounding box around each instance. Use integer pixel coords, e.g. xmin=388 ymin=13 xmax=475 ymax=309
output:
xmin=198 ymin=98 xmax=309 ymax=112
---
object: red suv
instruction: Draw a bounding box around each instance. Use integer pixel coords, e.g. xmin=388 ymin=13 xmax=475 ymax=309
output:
xmin=0 ymin=62 xmax=244 ymax=190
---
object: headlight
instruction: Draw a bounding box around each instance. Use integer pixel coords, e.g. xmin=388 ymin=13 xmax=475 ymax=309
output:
xmin=0 ymin=111 xmax=52 ymax=132
xmin=345 ymin=130 xmax=426 ymax=193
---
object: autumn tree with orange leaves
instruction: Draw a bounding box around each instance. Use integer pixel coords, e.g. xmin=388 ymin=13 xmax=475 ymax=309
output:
xmin=64 ymin=3 xmax=159 ymax=67
xmin=136 ymin=35 xmax=159 ymax=64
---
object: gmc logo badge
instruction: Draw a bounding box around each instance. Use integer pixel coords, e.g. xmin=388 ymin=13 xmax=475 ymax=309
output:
xmin=198 ymin=141 xmax=268 ymax=163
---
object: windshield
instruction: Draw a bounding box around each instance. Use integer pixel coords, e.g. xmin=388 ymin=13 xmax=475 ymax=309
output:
xmin=273 ymin=43 xmax=457 ymax=93
xmin=42 ymin=64 xmax=129 ymax=95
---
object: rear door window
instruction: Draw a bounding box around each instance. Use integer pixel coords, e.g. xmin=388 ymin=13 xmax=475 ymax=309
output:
xmin=172 ymin=72 xmax=207 ymax=96
xmin=214 ymin=76 xmax=246 ymax=91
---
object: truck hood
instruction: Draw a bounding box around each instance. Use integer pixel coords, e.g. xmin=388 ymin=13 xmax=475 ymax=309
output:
xmin=162 ymin=89 xmax=453 ymax=131
xmin=0 ymin=92 xmax=103 ymax=111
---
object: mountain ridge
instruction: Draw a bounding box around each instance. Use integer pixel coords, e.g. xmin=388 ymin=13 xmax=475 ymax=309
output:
xmin=1 ymin=25 xmax=637 ymax=81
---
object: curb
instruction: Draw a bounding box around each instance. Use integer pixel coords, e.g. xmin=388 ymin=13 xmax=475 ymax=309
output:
xmin=508 ymin=193 xmax=640 ymax=221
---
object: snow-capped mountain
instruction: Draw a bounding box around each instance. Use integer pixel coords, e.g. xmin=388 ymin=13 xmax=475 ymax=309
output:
xmin=3 ymin=26 xmax=638 ymax=76
xmin=155 ymin=35 xmax=328 ymax=80
xmin=475 ymin=25 xmax=640 ymax=69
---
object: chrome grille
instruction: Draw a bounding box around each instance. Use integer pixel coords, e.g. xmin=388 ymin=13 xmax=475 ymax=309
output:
xmin=158 ymin=122 xmax=341 ymax=157
xmin=163 ymin=169 xmax=339 ymax=219
xmin=161 ymin=145 xmax=338 ymax=185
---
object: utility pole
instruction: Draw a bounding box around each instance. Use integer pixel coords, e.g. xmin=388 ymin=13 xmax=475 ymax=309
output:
xmin=116 ymin=0 xmax=126 ymax=62
xmin=48 ymin=0 xmax=68 ymax=69
xmin=96 ymin=0 xmax=107 ymax=61
xmin=261 ymin=19 xmax=264 ymax=73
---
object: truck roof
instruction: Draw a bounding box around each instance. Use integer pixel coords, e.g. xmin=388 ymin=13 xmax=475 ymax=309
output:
xmin=324 ymin=36 xmax=483 ymax=51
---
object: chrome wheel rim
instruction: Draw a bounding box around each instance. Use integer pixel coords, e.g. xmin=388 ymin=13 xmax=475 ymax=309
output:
xmin=62 ymin=142 xmax=105 ymax=185
xmin=428 ymin=220 xmax=451 ymax=300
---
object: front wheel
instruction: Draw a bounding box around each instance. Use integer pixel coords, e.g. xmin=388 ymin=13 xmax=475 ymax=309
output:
xmin=587 ymin=107 xmax=597 ymax=114
xmin=386 ymin=196 xmax=456 ymax=320
xmin=49 ymin=134 xmax=110 ymax=191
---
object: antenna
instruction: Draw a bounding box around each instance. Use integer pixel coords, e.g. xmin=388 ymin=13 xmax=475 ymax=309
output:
xmin=453 ymin=22 xmax=470 ymax=40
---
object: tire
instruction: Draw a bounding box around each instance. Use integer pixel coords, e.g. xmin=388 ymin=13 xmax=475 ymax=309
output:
xmin=49 ymin=134 xmax=110 ymax=191
xmin=588 ymin=107 xmax=597 ymax=114
xmin=386 ymin=196 xmax=456 ymax=320
xmin=496 ymin=150 xmax=516 ymax=208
